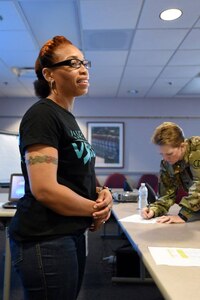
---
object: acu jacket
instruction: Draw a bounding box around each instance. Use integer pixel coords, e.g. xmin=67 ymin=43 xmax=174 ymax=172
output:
xmin=150 ymin=136 xmax=200 ymax=221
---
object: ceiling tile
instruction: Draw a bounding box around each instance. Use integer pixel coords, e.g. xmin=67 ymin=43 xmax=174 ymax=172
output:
xmin=80 ymin=0 xmax=142 ymax=30
xmin=178 ymin=77 xmax=200 ymax=95
xmin=0 ymin=78 xmax=33 ymax=97
xmin=160 ymin=66 xmax=200 ymax=78
xmin=168 ymin=50 xmax=200 ymax=65
xmin=180 ymin=29 xmax=200 ymax=49
xmin=118 ymin=68 xmax=158 ymax=97
xmin=131 ymin=29 xmax=189 ymax=50
xmin=118 ymin=77 xmax=156 ymax=98
xmin=127 ymin=50 xmax=174 ymax=66
xmin=85 ymin=50 xmax=128 ymax=66
xmin=18 ymin=77 xmax=35 ymax=96
xmin=194 ymin=18 xmax=200 ymax=28
xmin=123 ymin=66 xmax=163 ymax=78
xmin=0 ymin=1 xmax=27 ymax=30
xmin=0 ymin=61 xmax=16 ymax=80
xmin=147 ymin=78 xmax=191 ymax=97
xmin=20 ymin=1 xmax=81 ymax=47
xmin=88 ymin=66 xmax=124 ymax=97
xmin=0 ymin=50 xmax=37 ymax=67
xmin=0 ymin=0 xmax=200 ymax=99
xmin=0 ymin=31 xmax=37 ymax=51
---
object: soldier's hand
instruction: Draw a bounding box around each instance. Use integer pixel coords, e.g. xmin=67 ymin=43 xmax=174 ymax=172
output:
xmin=141 ymin=207 xmax=155 ymax=219
xmin=156 ymin=215 xmax=185 ymax=224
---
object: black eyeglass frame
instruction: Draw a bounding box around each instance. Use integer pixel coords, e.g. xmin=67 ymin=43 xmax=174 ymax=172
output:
xmin=48 ymin=58 xmax=91 ymax=69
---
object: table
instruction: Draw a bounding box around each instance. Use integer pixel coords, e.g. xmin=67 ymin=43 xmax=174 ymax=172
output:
xmin=0 ymin=194 xmax=16 ymax=300
xmin=112 ymin=202 xmax=200 ymax=300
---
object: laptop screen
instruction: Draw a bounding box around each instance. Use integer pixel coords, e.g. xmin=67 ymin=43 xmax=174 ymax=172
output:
xmin=9 ymin=174 xmax=25 ymax=201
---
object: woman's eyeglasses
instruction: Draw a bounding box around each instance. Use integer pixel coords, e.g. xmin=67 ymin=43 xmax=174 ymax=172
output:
xmin=48 ymin=59 xmax=91 ymax=69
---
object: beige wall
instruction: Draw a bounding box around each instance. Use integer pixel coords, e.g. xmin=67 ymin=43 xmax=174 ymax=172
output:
xmin=0 ymin=96 xmax=199 ymax=185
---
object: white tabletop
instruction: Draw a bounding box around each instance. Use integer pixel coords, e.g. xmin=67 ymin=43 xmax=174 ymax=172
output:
xmin=0 ymin=193 xmax=16 ymax=217
xmin=112 ymin=202 xmax=200 ymax=300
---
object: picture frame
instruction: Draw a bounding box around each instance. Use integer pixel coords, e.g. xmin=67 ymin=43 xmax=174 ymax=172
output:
xmin=87 ymin=122 xmax=124 ymax=168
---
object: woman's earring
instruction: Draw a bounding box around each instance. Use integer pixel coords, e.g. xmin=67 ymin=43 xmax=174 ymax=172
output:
xmin=50 ymin=80 xmax=54 ymax=90
xmin=49 ymin=80 xmax=57 ymax=94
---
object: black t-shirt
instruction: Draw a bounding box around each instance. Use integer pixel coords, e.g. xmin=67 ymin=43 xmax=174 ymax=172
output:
xmin=9 ymin=99 xmax=96 ymax=241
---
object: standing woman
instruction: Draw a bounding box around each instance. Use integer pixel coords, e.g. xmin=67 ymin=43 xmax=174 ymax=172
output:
xmin=9 ymin=36 xmax=112 ymax=300
xmin=142 ymin=122 xmax=200 ymax=223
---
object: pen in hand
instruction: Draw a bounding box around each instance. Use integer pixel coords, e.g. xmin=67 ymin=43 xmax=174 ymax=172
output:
xmin=147 ymin=199 xmax=151 ymax=217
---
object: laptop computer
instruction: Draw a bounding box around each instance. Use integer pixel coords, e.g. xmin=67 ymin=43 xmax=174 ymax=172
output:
xmin=2 ymin=173 xmax=25 ymax=209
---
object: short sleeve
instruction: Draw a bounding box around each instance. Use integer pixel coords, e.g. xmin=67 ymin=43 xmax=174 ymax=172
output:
xmin=20 ymin=102 xmax=62 ymax=155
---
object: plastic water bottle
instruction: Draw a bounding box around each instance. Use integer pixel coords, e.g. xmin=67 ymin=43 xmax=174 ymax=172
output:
xmin=138 ymin=183 xmax=148 ymax=212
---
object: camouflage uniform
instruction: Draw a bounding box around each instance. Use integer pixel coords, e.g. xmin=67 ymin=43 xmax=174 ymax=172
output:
xmin=150 ymin=136 xmax=200 ymax=221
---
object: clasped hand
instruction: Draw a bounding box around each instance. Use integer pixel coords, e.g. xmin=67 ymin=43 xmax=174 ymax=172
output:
xmin=90 ymin=188 xmax=113 ymax=231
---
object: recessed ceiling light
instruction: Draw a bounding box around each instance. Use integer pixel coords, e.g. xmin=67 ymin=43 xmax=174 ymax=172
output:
xmin=160 ymin=8 xmax=183 ymax=21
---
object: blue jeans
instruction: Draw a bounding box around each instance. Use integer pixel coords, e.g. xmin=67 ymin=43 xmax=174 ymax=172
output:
xmin=10 ymin=233 xmax=86 ymax=300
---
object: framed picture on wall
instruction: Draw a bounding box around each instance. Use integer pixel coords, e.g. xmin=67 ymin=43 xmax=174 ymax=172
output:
xmin=87 ymin=122 xmax=124 ymax=168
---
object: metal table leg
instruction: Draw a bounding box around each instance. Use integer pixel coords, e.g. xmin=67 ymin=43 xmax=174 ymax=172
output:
xmin=3 ymin=225 xmax=11 ymax=300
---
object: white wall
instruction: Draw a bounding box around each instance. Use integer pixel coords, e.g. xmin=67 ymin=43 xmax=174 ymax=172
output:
xmin=0 ymin=96 xmax=199 ymax=186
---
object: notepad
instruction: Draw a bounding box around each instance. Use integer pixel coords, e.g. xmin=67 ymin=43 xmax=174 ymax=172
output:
xmin=148 ymin=247 xmax=200 ymax=266
xmin=119 ymin=214 xmax=157 ymax=224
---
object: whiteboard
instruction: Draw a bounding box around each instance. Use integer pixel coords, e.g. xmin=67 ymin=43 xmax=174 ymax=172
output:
xmin=0 ymin=133 xmax=21 ymax=184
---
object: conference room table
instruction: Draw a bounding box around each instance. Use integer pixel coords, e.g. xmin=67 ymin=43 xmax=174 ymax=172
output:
xmin=112 ymin=202 xmax=200 ymax=300
xmin=0 ymin=193 xmax=16 ymax=300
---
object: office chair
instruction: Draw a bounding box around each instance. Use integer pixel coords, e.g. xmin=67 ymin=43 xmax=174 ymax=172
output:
xmin=175 ymin=187 xmax=188 ymax=204
xmin=137 ymin=173 xmax=158 ymax=194
xmin=96 ymin=176 xmax=101 ymax=187
xmin=104 ymin=173 xmax=127 ymax=189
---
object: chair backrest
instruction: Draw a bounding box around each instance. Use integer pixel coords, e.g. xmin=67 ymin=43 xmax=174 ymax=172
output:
xmin=137 ymin=173 xmax=158 ymax=194
xmin=104 ymin=173 xmax=127 ymax=189
xmin=96 ymin=176 xmax=101 ymax=187
xmin=175 ymin=187 xmax=188 ymax=204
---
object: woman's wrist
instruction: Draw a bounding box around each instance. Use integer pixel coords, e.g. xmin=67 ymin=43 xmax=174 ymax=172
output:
xmin=96 ymin=186 xmax=108 ymax=193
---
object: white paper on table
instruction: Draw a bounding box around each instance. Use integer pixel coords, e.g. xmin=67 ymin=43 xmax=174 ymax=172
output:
xmin=119 ymin=214 xmax=157 ymax=224
xmin=148 ymin=246 xmax=200 ymax=266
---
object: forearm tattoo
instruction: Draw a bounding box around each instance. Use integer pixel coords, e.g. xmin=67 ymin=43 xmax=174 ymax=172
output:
xmin=26 ymin=155 xmax=58 ymax=165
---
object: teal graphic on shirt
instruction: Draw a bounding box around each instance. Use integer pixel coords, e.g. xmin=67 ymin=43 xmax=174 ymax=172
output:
xmin=71 ymin=130 xmax=95 ymax=165
xmin=70 ymin=130 xmax=85 ymax=140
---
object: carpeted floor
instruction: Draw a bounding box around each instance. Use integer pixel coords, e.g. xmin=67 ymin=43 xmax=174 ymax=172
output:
xmin=0 ymin=216 xmax=164 ymax=300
